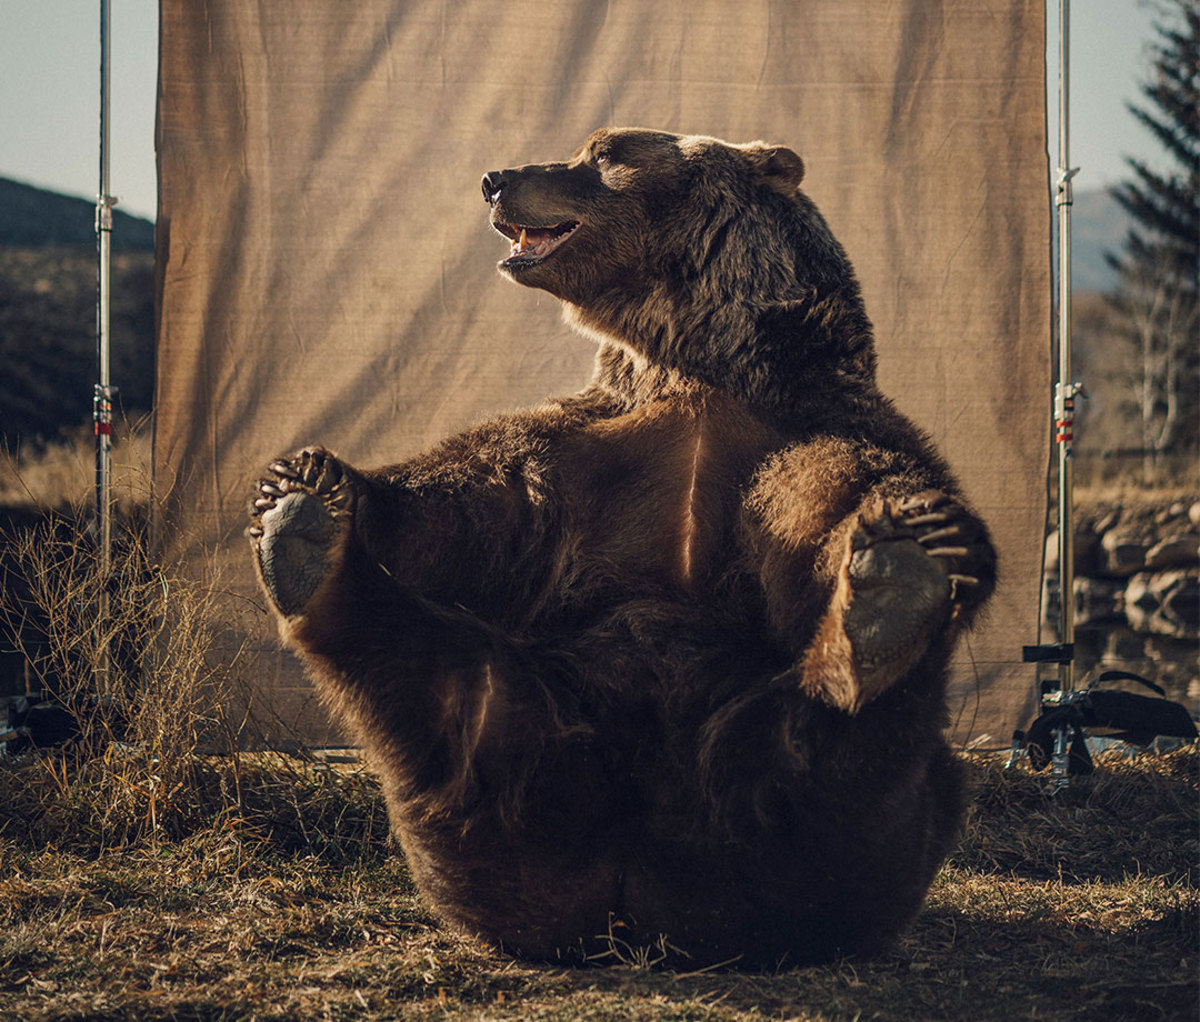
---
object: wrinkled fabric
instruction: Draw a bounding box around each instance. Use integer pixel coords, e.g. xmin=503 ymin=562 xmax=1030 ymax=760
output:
xmin=155 ymin=0 xmax=1049 ymax=744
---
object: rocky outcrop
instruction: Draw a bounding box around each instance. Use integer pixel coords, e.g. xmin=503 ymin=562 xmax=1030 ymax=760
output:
xmin=1042 ymin=496 xmax=1198 ymax=710
xmin=1045 ymin=498 xmax=1199 ymax=636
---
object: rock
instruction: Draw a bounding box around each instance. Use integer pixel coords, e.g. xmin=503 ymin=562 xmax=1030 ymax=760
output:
xmin=1093 ymin=508 xmax=1121 ymax=536
xmin=1073 ymin=576 xmax=1123 ymax=626
xmin=1123 ymin=573 xmax=1157 ymax=612
xmin=1101 ymin=529 xmax=1148 ymax=576
xmin=1099 ymin=508 xmax=1123 ymax=539
xmin=1058 ymin=499 xmax=1200 ymax=646
xmin=1074 ymin=529 xmax=1102 ymax=575
xmin=1157 ymin=568 xmax=1199 ymax=640
xmin=1122 ymin=573 xmax=1160 ymax=634
xmin=1145 ymin=534 xmax=1199 ymax=570
xmin=1124 ymin=569 xmax=1199 ymax=639
xmin=1123 ymin=601 xmax=1157 ymax=635
xmin=1145 ymin=632 xmax=1197 ymax=663
xmin=1043 ymin=528 xmax=1102 ymax=576
xmin=1104 ymin=626 xmax=1146 ymax=664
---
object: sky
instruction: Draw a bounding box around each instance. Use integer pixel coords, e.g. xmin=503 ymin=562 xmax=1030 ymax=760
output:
xmin=0 ymin=1 xmax=1179 ymax=223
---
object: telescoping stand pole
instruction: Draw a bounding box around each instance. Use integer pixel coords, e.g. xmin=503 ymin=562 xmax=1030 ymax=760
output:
xmin=1015 ymin=0 xmax=1085 ymax=790
xmin=95 ymin=0 xmax=117 ymax=688
xmin=1046 ymin=0 xmax=1088 ymax=790
xmin=1053 ymin=0 xmax=1082 ymax=698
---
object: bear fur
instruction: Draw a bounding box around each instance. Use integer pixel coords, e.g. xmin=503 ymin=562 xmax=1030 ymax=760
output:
xmin=249 ymin=128 xmax=996 ymax=968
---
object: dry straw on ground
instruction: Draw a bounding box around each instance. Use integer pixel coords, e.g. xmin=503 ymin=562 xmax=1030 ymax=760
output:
xmin=0 ymin=748 xmax=1194 ymax=1022
xmin=0 ymin=447 xmax=1196 ymax=1021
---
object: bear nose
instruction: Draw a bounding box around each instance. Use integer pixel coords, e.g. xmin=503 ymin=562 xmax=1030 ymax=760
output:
xmin=481 ymin=170 xmax=508 ymax=204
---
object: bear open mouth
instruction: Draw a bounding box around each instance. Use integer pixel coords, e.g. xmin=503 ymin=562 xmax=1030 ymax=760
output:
xmin=497 ymin=220 xmax=581 ymax=266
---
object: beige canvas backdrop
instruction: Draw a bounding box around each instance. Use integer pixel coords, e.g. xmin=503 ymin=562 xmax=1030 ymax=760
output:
xmin=155 ymin=0 xmax=1050 ymax=745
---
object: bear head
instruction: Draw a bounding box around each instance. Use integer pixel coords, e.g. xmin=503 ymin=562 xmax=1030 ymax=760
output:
xmin=482 ymin=128 xmax=877 ymax=421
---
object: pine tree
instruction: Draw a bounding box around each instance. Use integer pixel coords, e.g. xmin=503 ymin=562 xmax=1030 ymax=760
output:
xmin=1107 ymin=0 xmax=1199 ymax=475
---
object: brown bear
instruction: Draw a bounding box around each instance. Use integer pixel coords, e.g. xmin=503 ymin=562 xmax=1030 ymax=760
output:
xmin=248 ymin=128 xmax=995 ymax=968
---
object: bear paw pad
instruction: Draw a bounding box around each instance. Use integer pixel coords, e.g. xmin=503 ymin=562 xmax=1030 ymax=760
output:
xmin=249 ymin=447 xmax=353 ymax=616
xmin=844 ymin=491 xmax=990 ymax=681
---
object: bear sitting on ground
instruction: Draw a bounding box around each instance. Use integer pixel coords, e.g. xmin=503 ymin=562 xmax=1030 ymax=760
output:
xmin=249 ymin=128 xmax=996 ymax=968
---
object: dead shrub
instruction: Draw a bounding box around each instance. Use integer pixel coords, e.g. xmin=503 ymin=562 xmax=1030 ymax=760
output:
xmin=0 ymin=505 xmax=252 ymax=843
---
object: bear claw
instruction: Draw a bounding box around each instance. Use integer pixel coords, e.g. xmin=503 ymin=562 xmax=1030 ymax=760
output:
xmin=249 ymin=447 xmax=354 ymax=616
xmin=852 ymin=491 xmax=990 ymax=610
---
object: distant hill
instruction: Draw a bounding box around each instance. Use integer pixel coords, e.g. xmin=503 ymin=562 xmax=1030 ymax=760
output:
xmin=0 ymin=248 xmax=155 ymax=447
xmin=0 ymin=177 xmax=154 ymax=252
xmin=0 ymin=178 xmax=155 ymax=447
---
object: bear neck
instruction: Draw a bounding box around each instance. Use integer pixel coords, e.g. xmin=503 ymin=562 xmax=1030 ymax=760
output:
xmin=564 ymin=186 xmax=883 ymax=430
xmin=568 ymin=282 xmax=881 ymax=432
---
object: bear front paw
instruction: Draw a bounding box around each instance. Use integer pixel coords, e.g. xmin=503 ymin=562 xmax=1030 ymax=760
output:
xmin=853 ymin=491 xmax=994 ymax=614
xmin=844 ymin=491 xmax=993 ymax=677
xmin=248 ymin=447 xmax=355 ymax=617
xmin=802 ymin=491 xmax=995 ymax=712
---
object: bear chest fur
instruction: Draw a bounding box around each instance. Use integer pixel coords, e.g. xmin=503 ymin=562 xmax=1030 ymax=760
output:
xmin=553 ymin=393 xmax=780 ymax=595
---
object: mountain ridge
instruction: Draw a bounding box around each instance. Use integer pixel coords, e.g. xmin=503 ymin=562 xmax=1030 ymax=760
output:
xmin=0 ymin=176 xmax=154 ymax=252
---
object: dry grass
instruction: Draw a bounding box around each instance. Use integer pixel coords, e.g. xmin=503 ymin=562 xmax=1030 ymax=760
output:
xmin=0 ymin=425 xmax=153 ymax=513
xmin=0 ymin=492 xmax=269 ymax=852
xmin=0 ymin=747 xmax=1194 ymax=1022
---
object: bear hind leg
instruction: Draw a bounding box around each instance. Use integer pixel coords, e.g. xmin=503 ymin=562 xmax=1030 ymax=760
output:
xmin=249 ymin=447 xmax=354 ymax=617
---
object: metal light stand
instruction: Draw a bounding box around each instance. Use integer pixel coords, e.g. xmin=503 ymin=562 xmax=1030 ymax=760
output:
xmin=1010 ymin=0 xmax=1199 ymax=787
xmin=1013 ymin=0 xmax=1085 ymax=792
xmin=1007 ymin=0 xmax=1200 ymax=788
xmin=95 ymin=0 xmax=118 ymax=692
xmin=1044 ymin=0 xmax=1086 ymax=792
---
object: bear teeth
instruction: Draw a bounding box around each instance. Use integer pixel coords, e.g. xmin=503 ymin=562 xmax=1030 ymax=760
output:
xmin=507 ymin=222 xmax=579 ymax=262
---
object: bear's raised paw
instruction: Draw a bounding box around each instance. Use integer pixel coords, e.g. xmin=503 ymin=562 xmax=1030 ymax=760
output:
xmin=248 ymin=447 xmax=354 ymax=617
xmin=804 ymin=491 xmax=993 ymax=711
xmin=851 ymin=490 xmax=992 ymax=611
xmin=846 ymin=491 xmax=991 ymax=679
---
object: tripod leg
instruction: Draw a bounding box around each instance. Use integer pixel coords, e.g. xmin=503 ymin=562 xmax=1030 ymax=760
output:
xmin=1049 ymin=725 xmax=1071 ymax=794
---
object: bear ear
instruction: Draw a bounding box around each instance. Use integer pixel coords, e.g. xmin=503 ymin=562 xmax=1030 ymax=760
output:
xmin=738 ymin=142 xmax=805 ymax=196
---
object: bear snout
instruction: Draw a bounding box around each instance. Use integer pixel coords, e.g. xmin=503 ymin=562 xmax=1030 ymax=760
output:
xmin=481 ymin=170 xmax=509 ymax=203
